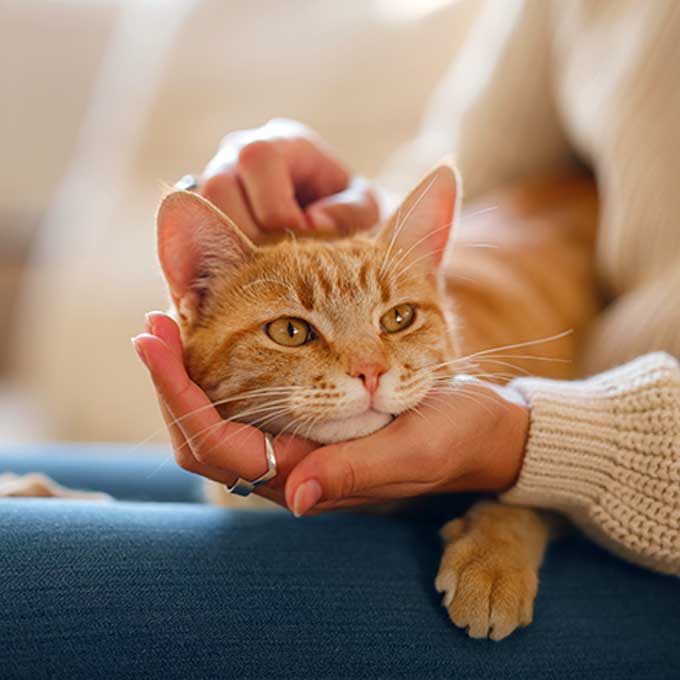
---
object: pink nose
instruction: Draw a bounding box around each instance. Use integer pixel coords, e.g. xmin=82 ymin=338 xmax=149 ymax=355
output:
xmin=349 ymin=362 xmax=387 ymax=396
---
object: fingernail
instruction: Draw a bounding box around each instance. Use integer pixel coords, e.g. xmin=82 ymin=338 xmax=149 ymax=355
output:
xmin=309 ymin=211 xmax=334 ymax=232
xmin=292 ymin=479 xmax=322 ymax=518
xmin=144 ymin=312 xmax=154 ymax=334
xmin=131 ymin=336 xmax=148 ymax=367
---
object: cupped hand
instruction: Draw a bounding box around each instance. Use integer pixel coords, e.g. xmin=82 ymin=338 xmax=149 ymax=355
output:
xmin=133 ymin=313 xmax=530 ymax=517
xmin=283 ymin=379 xmax=530 ymax=517
xmin=192 ymin=118 xmax=379 ymax=241
xmin=132 ymin=312 xmax=318 ymax=507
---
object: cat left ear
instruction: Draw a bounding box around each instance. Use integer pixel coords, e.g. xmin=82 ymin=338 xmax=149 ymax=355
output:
xmin=378 ymin=161 xmax=461 ymax=275
xmin=157 ymin=191 xmax=255 ymax=323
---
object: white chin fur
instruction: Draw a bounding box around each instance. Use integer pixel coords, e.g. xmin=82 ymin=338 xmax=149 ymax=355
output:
xmin=305 ymin=410 xmax=394 ymax=444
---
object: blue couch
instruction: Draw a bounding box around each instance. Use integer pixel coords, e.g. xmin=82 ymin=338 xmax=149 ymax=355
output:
xmin=1 ymin=445 xmax=678 ymax=679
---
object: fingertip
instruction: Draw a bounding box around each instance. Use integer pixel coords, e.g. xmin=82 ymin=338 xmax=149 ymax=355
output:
xmin=292 ymin=479 xmax=322 ymax=518
xmin=305 ymin=207 xmax=336 ymax=233
xmin=131 ymin=335 xmax=148 ymax=367
xmin=131 ymin=332 xmax=175 ymax=374
xmin=144 ymin=311 xmax=183 ymax=357
xmin=283 ymin=449 xmax=327 ymax=510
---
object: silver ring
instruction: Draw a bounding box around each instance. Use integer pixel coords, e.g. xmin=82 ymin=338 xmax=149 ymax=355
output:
xmin=174 ymin=174 xmax=200 ymax=192
xmin=226 ymin=432 xmax=278 ymax=497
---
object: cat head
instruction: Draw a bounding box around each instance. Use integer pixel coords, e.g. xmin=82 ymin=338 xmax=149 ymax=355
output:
xmin=157 ymin=163 xmax=462 ymax=444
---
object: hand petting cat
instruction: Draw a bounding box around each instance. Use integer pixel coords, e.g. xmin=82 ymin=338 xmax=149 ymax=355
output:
xmin=195 ymin=118 xmax=379 ymax=240
xmin=134 ymin=311 xmax=528 ymax=517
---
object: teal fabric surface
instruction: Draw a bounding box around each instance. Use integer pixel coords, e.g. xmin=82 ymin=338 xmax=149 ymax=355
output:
xmin=1 ymin=447 xmax=679 ymax=679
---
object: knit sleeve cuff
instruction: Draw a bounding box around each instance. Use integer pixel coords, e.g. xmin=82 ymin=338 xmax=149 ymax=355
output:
xmin=500 ymin=352 xmax=680 ymax=531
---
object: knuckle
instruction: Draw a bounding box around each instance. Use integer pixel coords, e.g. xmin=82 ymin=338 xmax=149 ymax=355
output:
xmin=334 ymin=453 xmax=358 ymax=498
xmin=174 ymin=449 xmax=195 ymax=472
xmin=257 ymin=204 xmax=297 ymax=230
xmin=201 ymin=171 xmax=237 ymax=202
xmin=191 ymin=441 xmax=212 ymax=465
xmin=238 ymin=139 xmax=275 ymax=170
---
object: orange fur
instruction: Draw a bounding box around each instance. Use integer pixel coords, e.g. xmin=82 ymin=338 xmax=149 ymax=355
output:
xmin=156 ymin=166 xmax=599 ymax=640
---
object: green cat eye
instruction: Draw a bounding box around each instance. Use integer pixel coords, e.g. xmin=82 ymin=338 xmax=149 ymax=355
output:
xmin=265 ymin=317 xmax=314 ymax=347
xmin=380 ymin=303 xmax=416 ymax=334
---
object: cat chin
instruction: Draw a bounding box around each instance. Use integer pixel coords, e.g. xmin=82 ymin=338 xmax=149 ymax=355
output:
xmin=305 ymin=410 xmax=394 ymax=445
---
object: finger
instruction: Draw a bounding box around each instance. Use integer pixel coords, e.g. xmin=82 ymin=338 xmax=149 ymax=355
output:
xmin=307 ymin=495 xmax=392 ymax=514
xmin=135 ymin=331 xmax=238 ymax=484
xmin=199 ymin=170 xmax=260 ymax=241
xmin=132 ymin=333 xmax=316 ymax=482
xmin=156 ymin=396 xmax=236 ymax=484
xmin=133 ymin=332 xmax=267 ymax=476
xmin=284 ymin=414 xmax=439 ymax=516
xmin=304 ymin=177 xmax=379 ymax=234
xmin=251 ymin=120 xmax=350 ymax=200
xmin=236 ymin=140 xmax=307 ymax=231
xmin=276 ymin=133 xmax=350 ymax=200
xmin=145 ymin=311 xmax=182 ymax=359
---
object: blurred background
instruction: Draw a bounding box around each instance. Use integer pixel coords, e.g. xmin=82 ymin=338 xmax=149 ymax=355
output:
xmin=0 ymin=0 xmax=480 ymax=444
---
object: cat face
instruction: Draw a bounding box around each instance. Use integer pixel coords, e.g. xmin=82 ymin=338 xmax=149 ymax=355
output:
xmin=157 ymin=164 xmax=461 ymax=444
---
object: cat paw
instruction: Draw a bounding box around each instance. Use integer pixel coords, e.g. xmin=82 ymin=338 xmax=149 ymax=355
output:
xmin=435 ymin=519 xmax=538 ymax=641
xmin=0 ymin=472 xmax=112 ymax=501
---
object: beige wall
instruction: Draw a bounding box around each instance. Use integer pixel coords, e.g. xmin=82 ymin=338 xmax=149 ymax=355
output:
xmin=4 ymin=0 xmax=479 ymax=443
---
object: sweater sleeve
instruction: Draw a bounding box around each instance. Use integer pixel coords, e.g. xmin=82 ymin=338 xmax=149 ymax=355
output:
xmin=501 ymin=352 xmax=680 ymax=576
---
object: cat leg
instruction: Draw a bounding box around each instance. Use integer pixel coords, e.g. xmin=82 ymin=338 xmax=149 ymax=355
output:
xmin=0 ymin=472 xmax=112 ymax=501
xmin=435 ymin=500 xmax=550 ymax=641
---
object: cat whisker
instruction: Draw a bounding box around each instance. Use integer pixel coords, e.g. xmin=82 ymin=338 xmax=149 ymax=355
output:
xmin=428 ymin=385 xmax=498 ymax=417
xmin=187 ymin=407 xmax=297 ymax=463
xmin=453 ymin=242 xmax=498 ymax=250
xmin=384 ymin=222 xmax=455 ymax=280
xmin=378 ymin=174 xmax=438 ymax=280
xmin=415 ymin=330 xmax=574 ymax=377
xmin=134 ymin=385 xmax=316 ymax=450
xmin=143 ymin=405 xmax=296 ymax=480
xmin=472 ymin=354 xmax=571 ymax=364
xmin=461 ymin=205 xmax=498 ymax=220
xmin=458 ymin=330 xmax=574 ymax=361
xmin=168 ymin=398 xmax=298 ymax=454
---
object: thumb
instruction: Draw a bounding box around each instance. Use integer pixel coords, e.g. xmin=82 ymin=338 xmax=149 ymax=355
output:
xmin=284 ymin=416 xmax=433 ymax=516
xmin=305 ymin=177 xmax=379 ymax=235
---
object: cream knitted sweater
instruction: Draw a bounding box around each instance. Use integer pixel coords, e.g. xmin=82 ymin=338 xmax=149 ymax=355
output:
xmin=381 ymin=0 xmax=680 ymax=574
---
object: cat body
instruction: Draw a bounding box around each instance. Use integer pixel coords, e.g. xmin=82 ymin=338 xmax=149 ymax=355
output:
xmin=157 ymin=163 xmax=599 ymax=640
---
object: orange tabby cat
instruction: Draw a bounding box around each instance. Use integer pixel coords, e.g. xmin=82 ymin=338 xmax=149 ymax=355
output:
xmin=156 ymin=163 xmax=598 ymax=640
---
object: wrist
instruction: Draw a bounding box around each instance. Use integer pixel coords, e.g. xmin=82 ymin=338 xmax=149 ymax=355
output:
xmin=491 ymin=398 xmax=529 ymax=492
xmin=465 ymin=393 xmax=529 ymax=493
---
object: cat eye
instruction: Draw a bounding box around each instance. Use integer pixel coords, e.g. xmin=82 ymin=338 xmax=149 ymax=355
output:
xmin=265 ymin=317 xmax=315 ymax=347
xmin=380 ymin=303 xmax=416 ymax=334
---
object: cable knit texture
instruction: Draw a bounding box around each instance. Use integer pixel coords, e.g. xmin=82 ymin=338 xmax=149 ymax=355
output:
xmin=502 ymin=353 xmax=680 ymax=575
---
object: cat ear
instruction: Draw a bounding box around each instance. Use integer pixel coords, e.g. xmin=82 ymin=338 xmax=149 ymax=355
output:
xmin=377 ymin=161 xmax=461 ymax=275
xmin=157 ymin=191 xmax=255 ymax=323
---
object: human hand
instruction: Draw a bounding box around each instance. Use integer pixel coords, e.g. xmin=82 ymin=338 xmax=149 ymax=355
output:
xmin=188 ymin=118 xmax=379 ymax=241
xmin=282 ymin=379 xmax=530 ymax=517
xmin=133 ymin=313 xmax=529 ymax=516
xmin=132 ymin=312 xmax=318 ymax=507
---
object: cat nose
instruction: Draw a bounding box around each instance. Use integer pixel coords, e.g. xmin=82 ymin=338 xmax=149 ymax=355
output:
xmin=349 ymin=362 xmax=387 ymax=396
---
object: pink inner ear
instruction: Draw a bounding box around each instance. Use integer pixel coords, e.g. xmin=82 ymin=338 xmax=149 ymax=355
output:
xmin=160 ymin=228 xmax=202 ymax=303
xmin=382 ymin=163 xmax=460 ymax=273
xmin=156 ymin=191 xmax=255 ymax=313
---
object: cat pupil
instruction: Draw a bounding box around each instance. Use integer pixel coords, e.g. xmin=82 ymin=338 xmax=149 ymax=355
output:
xmin=394 ymin=309 xmax=403 ymax=324
xmin=287 ymin=321 xmax=296 ymax=338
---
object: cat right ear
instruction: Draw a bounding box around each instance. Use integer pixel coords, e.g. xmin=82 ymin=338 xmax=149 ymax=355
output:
xmin=156 ymin=191 xmax=255 ymax=323
xmin=377 ymin=160 xmax=461 ymax=277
